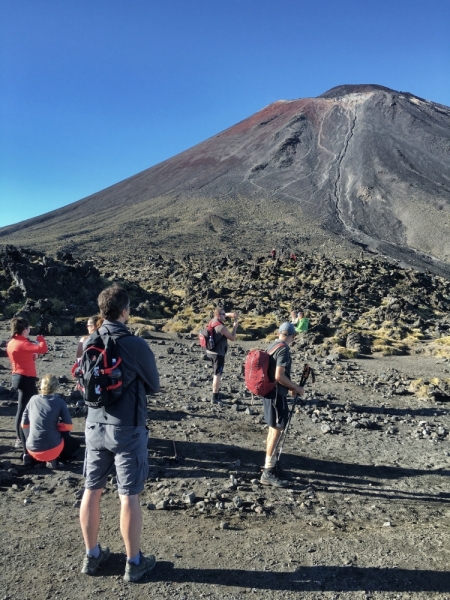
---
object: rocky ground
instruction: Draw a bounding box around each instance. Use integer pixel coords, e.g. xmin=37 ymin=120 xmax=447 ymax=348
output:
xmin=1 ymin=320 xmax=450 ymax=600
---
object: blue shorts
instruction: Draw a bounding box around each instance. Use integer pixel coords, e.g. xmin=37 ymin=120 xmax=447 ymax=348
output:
xmin=84 ymin=423 xmax=148 ymax=496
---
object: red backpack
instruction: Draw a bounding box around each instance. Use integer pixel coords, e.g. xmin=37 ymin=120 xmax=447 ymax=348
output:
xmin=244 ymin=342 xmax=285 ymax=397
xmin=198 ymin=319 xmax=222 ymax=351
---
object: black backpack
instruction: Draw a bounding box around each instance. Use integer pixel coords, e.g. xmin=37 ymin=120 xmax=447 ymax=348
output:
xmin=72 ymin=327 xmax=131 ymax=408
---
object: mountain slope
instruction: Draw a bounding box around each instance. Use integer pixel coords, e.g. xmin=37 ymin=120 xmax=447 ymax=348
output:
xmin=1 ymin=84 xmax=450 ymax=274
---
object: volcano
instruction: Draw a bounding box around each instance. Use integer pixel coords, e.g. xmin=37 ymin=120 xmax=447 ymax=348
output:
xmin=1 ymin=84 xmax=450 ymax=274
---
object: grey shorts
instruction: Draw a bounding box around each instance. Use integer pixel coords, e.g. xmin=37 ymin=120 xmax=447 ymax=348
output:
xmin=84 ymin=422 xmax=149 ymax=496
xmin=263 ymin=395 xmax=289 ymax=429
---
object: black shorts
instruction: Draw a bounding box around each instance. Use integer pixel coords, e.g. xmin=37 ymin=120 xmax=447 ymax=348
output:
xmin=263 ymin=395 xmax=289 ymax=428
xmin=209 ymin=354 xmax=225 ymax=376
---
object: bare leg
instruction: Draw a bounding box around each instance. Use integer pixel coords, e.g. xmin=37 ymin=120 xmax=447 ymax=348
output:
xmin=119 ymin=494 xmax=142 ymax=559
xmin=266 ymin=426 xmax=283 ymax=459
xmin=212 ymin=374 xmax=221 ymax=394
xmin=80 ymin=488 xmax=103 ymax=550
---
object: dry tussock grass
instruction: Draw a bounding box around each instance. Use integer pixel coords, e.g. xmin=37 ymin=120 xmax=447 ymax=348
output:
xmin=330 ymin=345 xmax=359 ymax=359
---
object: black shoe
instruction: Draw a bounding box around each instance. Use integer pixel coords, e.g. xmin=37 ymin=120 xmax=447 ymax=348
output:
xmin=211 ymin=393 xmax=223 ymax=405
xmin=261 ymin=467 xmax=288 ymax=488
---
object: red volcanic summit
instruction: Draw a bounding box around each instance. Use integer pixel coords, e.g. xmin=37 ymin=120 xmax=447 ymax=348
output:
xmin=1 ymin=84 xmax=450 ymax=274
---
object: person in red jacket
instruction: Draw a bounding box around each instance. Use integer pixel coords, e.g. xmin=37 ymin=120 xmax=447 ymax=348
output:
xmin=7 ymin=317 xmax=48 ymax=465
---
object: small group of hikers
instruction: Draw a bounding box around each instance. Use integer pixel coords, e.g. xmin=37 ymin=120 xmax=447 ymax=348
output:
xmin=6 ymin=314 xmax=103 ymax=468
xmin=6 ymin=284 xmax=309 ymax=582
xmin=270 ymin=247 xmax=298 ymax=262
xmin=6 ymin=318 xmax=80 ymax=468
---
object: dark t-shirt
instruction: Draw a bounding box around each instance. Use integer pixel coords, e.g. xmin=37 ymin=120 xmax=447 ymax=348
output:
xmin=206 ymin=320 xmax=228 ymax=357
xmin=266 ymin=340 xmax=291 ymax=399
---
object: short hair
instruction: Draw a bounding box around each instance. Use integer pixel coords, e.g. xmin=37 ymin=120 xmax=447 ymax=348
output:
xmin=40 ymin=374 xmax=59 ymax=395
xmin=10 ymin=317 xmax=29 ymax=337
xmin=214 ymin=306 xmax=225 ymax=317
xmin=97 ymin=285 xmax=129 ymax=321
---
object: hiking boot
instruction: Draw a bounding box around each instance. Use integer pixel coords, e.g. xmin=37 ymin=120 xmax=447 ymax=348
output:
xmin=46 ymin=460 xmax=58 ymax=469
xmin=124 ymin=552 xmax=156 ymax=583
xmin=273 ymin=461 xmax=289 ymax=479
xmin=260 ymin=467 xmax=288 ymax=488
xmin=81 ymin=545 xmax=110 ymax=575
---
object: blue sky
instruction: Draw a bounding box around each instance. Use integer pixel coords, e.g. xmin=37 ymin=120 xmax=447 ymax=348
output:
xmin=1 ymin=0 xmax=449 ymax=228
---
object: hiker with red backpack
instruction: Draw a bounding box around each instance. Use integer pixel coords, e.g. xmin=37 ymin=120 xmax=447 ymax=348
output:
xmin=260 ymin=322 xmax=304 ymax=487
xmin=205 ymin=307 xmax=239 ymax=404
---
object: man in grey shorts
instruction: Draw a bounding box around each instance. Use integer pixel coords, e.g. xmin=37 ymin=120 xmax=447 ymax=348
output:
xmin=79 ymin=285 xmax=160 ymax=582
xmin=261 ymin=322 xmax=304 ymax=488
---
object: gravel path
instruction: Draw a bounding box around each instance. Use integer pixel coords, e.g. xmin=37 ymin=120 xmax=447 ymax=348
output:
xmin=1 ymin=326 xmax=449 ymax=599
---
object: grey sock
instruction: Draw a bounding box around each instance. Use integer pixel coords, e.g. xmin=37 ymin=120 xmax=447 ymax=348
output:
xmin=87 ymin=544 xmax=100 ymax=558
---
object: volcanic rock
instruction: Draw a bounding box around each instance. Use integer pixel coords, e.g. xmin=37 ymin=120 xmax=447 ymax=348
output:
xmin=0 ymin=85 xmax=449 ymax=276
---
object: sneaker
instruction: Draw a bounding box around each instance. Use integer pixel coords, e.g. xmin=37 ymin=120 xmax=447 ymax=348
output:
xmin=14 ymin=437 xmax=22 ymax=449
xmin=260 ymin=467 xmax=288 ymax=488
xmin=124 ymin=552 xmax=156 ymax=583
xmin=46 ymin=460 xmax=58 ymax=469
xmin=81 ymin=545 xmax=111 ymax=575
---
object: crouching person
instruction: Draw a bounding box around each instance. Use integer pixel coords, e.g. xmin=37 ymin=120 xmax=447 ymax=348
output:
xmin=21 ymin=374 xmax=80 ymax=468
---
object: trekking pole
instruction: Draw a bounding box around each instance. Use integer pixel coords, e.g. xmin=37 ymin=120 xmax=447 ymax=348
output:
xmin=272 ymin=364 xmax=316 ymax=464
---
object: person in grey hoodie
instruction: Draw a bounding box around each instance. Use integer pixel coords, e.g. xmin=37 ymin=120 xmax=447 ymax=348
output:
xmin=79 ymin=285 xmax=160 ymax=583
xmin=21 ymin=373 xmax=80 ymax=468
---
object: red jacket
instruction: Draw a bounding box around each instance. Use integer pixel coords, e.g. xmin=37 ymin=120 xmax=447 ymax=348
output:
xmin=7 ymin=335 xmax=48 ymax=377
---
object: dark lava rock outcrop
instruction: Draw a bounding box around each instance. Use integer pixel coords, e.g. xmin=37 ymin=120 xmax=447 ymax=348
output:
xmin=2 ymin=244 xmax=450 ymax=362
xmin=0 ymin=246 xmax=168 ymax=334
xmin=0 ymin=85 xmax=449 ymax=275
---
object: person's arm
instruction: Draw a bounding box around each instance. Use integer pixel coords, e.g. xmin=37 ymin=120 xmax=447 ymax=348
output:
xmin=275 ymin=366 xmax=304 ymax=396
xmin=57 ymin=400 xmax=73 ymax=432
xmin=35 ymin=335 xmax=48 ymax=354
xmin=20 ymin=336 xmax=48 ymax=355
xmin=220 ymin=314 xmax=239 ymax=342
xmin=76 ymin=336 xmax=88 ymax=359
xmin=134 ymin=340 xmax=160 ymax=395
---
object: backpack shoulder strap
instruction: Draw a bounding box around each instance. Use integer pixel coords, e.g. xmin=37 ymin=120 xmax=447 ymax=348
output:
xmin=209 ymin=319 xmax=222 ymax=329
xmin=267 ymin=341 xmax=286 ymax=356
xmin=100 ymin=324 xmax=132 ymax=341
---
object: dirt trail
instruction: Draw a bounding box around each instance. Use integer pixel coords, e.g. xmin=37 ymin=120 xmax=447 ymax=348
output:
xmin=1 ymin=326 xmax=450 ymax=599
